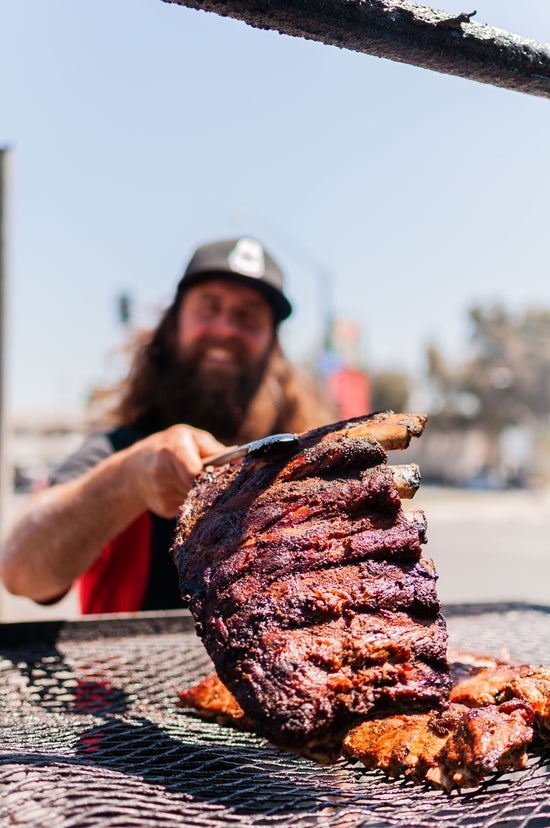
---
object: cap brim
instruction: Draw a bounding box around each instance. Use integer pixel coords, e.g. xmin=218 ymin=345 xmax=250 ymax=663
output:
xmin=177 ymin=271 xmax=292 ymax=323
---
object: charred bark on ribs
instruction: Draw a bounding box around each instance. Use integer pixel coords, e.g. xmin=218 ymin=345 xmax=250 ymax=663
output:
xmin=172 ymin=412 xmax=451 ymax=749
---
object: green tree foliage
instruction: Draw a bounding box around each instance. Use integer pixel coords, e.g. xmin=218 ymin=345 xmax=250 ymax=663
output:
xmin=369 ymin=370 xmax=410 ymax=414
xmin=428 ymin=304 xmax=550 ymax=430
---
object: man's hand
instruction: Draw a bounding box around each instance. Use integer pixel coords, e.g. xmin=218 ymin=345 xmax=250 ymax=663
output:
xmin=126 ymin=425 xmax=225 ymax=518
xmin=0 ymin=424 xmax=226 ymax=603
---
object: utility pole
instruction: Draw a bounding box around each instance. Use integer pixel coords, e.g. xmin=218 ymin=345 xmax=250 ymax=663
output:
xmin=0 ymin=147 xmax=10 ymax=538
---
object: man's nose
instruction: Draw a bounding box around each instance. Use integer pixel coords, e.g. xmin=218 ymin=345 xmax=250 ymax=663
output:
xmin=208 ymin=310 xmax=242 ymax=338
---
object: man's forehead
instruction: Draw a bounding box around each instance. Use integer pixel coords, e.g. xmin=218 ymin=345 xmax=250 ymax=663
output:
xmin=183 ymin=278 xmax=272 ymax=311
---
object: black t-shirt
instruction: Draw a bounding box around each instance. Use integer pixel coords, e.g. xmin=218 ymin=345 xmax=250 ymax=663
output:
xmin=50 ymin=426 xmax=184 ymax=611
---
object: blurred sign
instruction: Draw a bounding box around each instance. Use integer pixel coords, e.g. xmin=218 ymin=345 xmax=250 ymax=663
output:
xmin=329 ymin=318 xmax=362 ymax=369
xmin=327 ymin=368 xmax=370 ymax=420
xmin=320 ymin=316 xmax=370 ymax=418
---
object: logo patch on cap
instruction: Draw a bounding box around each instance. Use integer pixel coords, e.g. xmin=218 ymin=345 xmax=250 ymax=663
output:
xmin=228 ymin=238 xmax=265 ymax=279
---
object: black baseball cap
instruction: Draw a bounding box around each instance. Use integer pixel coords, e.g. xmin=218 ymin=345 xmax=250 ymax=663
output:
xmin=177 ymin=238 xmax=292 ymax=323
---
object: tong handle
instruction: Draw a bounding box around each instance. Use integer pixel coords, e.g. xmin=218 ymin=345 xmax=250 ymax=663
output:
xmin=203 ymin=433 xmax=298 ymax=468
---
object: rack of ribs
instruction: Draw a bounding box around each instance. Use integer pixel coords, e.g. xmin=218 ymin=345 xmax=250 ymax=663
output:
xmin=172 ymin=412 xmax=451 ymax=750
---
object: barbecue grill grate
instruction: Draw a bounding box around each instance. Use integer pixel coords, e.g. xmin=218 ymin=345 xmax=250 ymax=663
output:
xmin=2 ymin=604 xmax=550 ymax=828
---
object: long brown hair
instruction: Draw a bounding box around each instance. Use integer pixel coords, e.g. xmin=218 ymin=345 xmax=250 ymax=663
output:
xmin=109 ymin=297 xmax=181 ymax=431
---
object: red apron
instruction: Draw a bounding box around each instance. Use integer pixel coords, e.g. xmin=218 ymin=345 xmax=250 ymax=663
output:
xmin=77 ymin=512 xmax=152 ymax=614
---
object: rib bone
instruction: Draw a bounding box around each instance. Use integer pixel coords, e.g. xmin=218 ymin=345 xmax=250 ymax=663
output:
xmin=345 ymin=412 xmax=427 ymax=451
xmin=391 ymin=464 xmax=421 ymax=498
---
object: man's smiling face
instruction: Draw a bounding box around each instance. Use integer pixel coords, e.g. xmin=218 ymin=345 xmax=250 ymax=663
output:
xmin=175 ymin=278 xmax=276 ymax=380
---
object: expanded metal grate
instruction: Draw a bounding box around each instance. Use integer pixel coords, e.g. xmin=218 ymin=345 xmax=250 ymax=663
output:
xmin=2 ymin=604 xmax=550 ymax=828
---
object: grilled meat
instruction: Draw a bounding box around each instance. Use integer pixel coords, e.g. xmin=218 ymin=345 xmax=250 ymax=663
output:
xmin=429 ymin=702 xmax=533 ymax=789
xmin=451 ymin=665 xmax=522 ymax=706
xmin=179 ymin=662 xmax=537 ymax=789
xmin=447 ymin=646 xmax=512 ymax=685
xmin=177 ymin=672 xmax=343 ymax=762
xmin=342 ymin=701 xmax=532 ymax=790
xmin=172 ymin=412 xmax=451 ymax=748
xmin=450 ymin=662 xmax=550 ymax=743
xmin=178 ymin=672 xmax=254 ymax=730
xmin=342 ymin=705 xmax=462 ymax=781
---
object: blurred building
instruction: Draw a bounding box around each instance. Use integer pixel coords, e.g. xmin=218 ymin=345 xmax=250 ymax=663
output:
xmin=7 ymin=407 xmax=88 ymax=494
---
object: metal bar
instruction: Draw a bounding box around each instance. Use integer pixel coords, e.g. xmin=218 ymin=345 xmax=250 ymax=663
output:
xmin=161 ymin=0 xmax=550 ymax=100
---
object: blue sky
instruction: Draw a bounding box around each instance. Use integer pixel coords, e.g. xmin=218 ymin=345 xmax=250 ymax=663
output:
xmin=1 ymin=0 xmax=549 ymax=412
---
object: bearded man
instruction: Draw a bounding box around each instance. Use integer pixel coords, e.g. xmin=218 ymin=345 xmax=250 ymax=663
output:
xmin=0 ymin=238 xmax=334 ymax=614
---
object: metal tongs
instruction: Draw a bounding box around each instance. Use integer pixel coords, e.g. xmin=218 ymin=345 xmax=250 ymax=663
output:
xmin=203 ymin=432 xmax=299 ymax=467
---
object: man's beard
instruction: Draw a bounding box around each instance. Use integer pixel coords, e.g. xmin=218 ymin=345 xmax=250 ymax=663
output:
xmin=155 ymin=338 xmax=272 ymax=443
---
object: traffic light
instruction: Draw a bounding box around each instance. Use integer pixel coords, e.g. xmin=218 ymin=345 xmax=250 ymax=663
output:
xmin=118 ymin=293 xmax=131 ymax=326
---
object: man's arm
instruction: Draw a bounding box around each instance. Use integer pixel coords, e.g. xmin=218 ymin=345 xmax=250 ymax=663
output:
xmin=0 ymin=425 xmax=224 ymax=603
